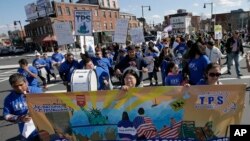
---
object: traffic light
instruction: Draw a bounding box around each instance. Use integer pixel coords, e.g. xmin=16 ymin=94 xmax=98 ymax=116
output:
xmin=14 ymin=21 xmax=17 ymax=26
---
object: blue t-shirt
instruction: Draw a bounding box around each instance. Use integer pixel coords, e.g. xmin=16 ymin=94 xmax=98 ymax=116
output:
xmin=17 ymin=66 xmax=39 ymax=87
xmin=3 ymin=86 xmax=42 ymax=138
xmin=32 ymin=58 xmax=47 ymax=69
xmin=174 ymin=43 xmax=187 ymax=55
xmin=165 ymin=73 xmax=183 ymax=86
xmin=188 ymin=55 xmax=210 ymax=85
xmin=51 ymin=52 xmax=64 ymax=63
xmin=59 ymin=60 xmax=79 ymax=82
xmin=43 ymin=57 xmax=54 ymax=70
xmin=92 ymin=57 xmax=111 ymax=75
xmin=95 ymin=66 xmax=110 ymax=90
xmin=161 ymin=60 xmax=170 ymax=86
xmin=196 ymin=79 xmax=207 ymax=85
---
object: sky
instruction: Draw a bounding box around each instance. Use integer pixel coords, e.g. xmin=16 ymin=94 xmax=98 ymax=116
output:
xmin=0 ymin=0 xmax=250 ymax=35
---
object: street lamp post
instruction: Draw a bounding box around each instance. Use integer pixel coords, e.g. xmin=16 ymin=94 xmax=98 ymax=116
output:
xmin=14 ymin=20 xmax=24 ymax=42
xmin=141 ymin=5 xmax=151 ymax=35
xmin=204 ymin=2 xmax=215 ymax=32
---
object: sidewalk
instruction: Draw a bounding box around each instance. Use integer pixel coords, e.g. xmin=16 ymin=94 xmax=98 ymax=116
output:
xmin=0 ymin=48 xmax=82 ymax=70
xmin=25 ymin=48 xmax=81 ymax=57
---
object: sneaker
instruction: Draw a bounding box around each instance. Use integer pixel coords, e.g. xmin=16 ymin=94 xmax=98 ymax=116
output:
xmin=227 ymin=71 xmax=231 ymax=75
xmin=43 ymin=85 xmax=48 ymax=90
xmin=238 ymin=74 xmax=243 ymax=76
xmin=155 ymin=82 xmax=158 ymax=86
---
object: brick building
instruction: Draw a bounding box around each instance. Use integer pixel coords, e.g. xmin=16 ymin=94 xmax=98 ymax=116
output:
xmin=24 ymin=0 xmax=119 ymax=51
xmin=200 ymin=9 xmax=250 ymax=33
xmin=119 ymin=12 xmax=140 ymax=29
xmin=163 ymin=9 xmax=200 ymax=34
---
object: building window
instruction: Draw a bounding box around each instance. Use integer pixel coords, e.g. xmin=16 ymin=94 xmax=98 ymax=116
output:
xmin=43 ymin=26 xmax=47 ymax=34
xmin=101 ymin=0 xmax=104 ymax=7
xmin=37 ymin=28 xmax=40 ymax=36
xmin=104 ymin=23 xmax=107 ymax=30
xmin=110 ymin=23 xmax=113 ymax=29
xmin=57 ymin=6 xmax=62 ymax=15
xmin=113 ymin=1 xmax=116 ymax=8
xmin=66 ymin=7 xmax=71 ymax=15
xmin=107 ymin=0 xmax=110 ymax=8
xmin=103 ymin=11 xmax=106 ymax=18
xmin=109 ymin=11 xmax=112 ymax=18
xmin=96 ymin=22 xmax=100 ymax=31
xmin=94 ymin=9 xmax=98 ymax=16
xmin=69 ymin=21 xmax=73 ymax=30
xmin=115 ymin=12 xmax=117 ymax=18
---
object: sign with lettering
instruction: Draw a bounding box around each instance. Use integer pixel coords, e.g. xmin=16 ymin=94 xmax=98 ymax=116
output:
xmin=27 ymin=85 xmax=246 ymax=140
xmin=75 ymin=10 xmax=92 ymax=36
xmin=36 ymin=0 xmax=53 ymax=17
xmin=129 ymin=27 xmax=145 ymax=44
xmin=114 ymin=19 xmax=129 ymax=43
xmin=53 ymin=22 xmax=74 ymax=46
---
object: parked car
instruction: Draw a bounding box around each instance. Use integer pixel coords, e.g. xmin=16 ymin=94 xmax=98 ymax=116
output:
xmin=13 ymin=46 xmax=25 ymax=54
xmin=0 ymin=46 xmax=10 ymax=55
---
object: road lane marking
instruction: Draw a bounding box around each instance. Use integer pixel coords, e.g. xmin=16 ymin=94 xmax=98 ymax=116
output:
xmin=219 ymin=75 xmax=250 ymax=81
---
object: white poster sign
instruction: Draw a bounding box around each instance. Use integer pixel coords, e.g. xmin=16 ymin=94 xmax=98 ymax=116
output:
xmin=25 ymin=3 xmax=38 ymax=20
xmin=129 ymin=27 xmax=145 ymax=44
xmin=75 ymin=10 xmax=92 ymax=36
xmin=53 ymin=22 xmax=74 ymax=46
xmin=114 ymin=19 xmax=129 ymax=43
xmin=214 ymin=25 xmax=222 ymax=40
xmin=85 ymin=36 xmax=95 ymax=56
xmin=36 ymin=0 xmax=53 ymax=17
xmin=157 ymin=31 xmax=162 ymax=41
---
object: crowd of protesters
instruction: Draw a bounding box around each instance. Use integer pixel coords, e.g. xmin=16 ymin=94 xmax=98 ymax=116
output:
xmin=14 ymin=30 xmax=246 ymax=92
xmin=3 ymin=29 xmax=247 ymax=140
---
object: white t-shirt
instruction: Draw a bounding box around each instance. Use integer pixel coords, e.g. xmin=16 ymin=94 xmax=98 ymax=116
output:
xmin=205 ymin=46 xmax=223 ymax=63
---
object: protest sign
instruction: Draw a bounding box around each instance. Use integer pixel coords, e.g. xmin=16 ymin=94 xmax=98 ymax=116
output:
xmin=75 ymin=10 xmax=92 ymax=36
xmin=113 ymin=19 xmax=129 ymax=43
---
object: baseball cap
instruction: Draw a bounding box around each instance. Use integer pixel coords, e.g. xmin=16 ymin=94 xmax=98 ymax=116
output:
xmin=127 ymin=45 xmax=135 ymax=51
xmin=35 ymin=52 xmax=41 ymax=56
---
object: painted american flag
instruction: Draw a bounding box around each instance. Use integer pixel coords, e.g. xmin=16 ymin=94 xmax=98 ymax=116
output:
xmin=158 ymin=121 xmax=182 ymax=139
xmin=133 ymin=116 xmax=157 ymax=139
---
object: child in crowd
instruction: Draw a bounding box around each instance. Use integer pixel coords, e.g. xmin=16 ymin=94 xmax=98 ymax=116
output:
xmin=165 ymin=61 xmax=188 ymax=86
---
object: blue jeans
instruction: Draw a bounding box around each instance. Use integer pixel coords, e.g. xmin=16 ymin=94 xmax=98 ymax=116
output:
xmin=227 ymin=52 xmax=241 ymax=76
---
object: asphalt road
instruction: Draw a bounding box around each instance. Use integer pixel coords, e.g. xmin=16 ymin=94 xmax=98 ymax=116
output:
xmin=0 ymin=50 xmax=249 ymax=140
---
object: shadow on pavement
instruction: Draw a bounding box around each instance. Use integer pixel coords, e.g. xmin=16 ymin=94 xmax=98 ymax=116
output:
xmin=0 ymin=89 xmax=11 ymax=93
xmin=6 ymin=135 xmax=21 ymax=141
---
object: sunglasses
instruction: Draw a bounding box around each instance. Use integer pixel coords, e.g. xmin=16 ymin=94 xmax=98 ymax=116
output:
xmin=208 ymin=73 xmax=221 ymax=77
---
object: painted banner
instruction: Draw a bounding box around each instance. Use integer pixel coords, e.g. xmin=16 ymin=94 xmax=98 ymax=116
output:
xmin=53 ymin=22 xmax=74 ymax=46
xmin=75 ymin=10 xmax=92 ymax=36
xmin=26 ymin=85 xmax=246 ymax=140
xmin=129 ymin=27 xmax=145 ymax=44
xmin=113 ymin=19 xmax=129 ymax=43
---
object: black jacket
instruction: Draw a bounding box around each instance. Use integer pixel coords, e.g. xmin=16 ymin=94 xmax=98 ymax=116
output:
xmin=225 ymin=37 xmax=244 ymax=54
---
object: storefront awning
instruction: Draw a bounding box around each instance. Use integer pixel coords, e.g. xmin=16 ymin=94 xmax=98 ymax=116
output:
xmin=43 ymin=35 xmax=56 ymax=42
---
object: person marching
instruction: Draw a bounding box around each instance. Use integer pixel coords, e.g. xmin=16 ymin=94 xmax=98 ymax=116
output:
xmin=3 ymin=73 xmax=42 ymax=141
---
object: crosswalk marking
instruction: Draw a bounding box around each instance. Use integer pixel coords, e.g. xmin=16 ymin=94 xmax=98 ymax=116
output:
xmin=219 ymin=75 xmax=250 ymax=81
